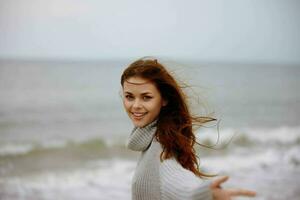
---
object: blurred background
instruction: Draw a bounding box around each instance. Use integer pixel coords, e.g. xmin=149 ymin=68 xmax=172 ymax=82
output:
xmin=0 ymin=0 xmax=299 ymax=199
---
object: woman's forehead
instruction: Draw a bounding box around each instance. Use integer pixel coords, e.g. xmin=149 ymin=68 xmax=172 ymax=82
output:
xmin=123 ymin=77 xmax=157 ymax=92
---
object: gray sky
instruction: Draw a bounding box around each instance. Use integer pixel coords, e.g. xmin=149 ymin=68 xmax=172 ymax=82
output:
xmin=0 ymin=0 xmax=299 ymax=64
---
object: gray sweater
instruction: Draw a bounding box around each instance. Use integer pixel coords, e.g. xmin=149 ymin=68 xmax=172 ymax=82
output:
xmin=127 ymin=120 xmax=213 ymax=200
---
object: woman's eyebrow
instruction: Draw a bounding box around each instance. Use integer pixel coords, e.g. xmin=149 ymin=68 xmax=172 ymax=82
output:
xmin=124 ymin=91 xmax=133 ymax=94
xmin=141 ymin=92 xmax=153 ymax=95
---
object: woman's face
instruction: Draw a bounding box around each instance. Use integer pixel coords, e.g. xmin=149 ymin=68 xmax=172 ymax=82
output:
xmin=122 ymin=76 xmax=167 ymax=127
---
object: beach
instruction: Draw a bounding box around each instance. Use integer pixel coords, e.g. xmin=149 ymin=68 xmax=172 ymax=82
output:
xmin=0 ymin=60 xmax=299 ymax=199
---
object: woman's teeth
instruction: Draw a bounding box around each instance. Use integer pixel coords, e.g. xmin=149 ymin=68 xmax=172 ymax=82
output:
xmin=132 ymin=112 xmax=147 ymax=117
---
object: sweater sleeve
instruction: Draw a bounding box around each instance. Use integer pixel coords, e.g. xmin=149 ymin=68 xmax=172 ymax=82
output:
xmin=160 ymin=158 xmax=213 ymax=200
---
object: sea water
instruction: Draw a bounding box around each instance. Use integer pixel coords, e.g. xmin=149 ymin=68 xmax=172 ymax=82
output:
xmin=0 ymin=60 xmax=299 ymax=200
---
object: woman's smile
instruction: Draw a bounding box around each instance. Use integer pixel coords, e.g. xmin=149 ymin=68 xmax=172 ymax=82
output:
xmin=131 ymin=112 xmax=148 ymax=119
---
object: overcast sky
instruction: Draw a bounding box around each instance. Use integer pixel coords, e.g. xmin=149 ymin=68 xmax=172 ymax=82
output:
xmin=0 ymin=0 xmax=299 ymax=64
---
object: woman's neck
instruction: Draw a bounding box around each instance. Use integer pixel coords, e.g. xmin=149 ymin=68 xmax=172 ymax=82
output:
xmin=126 ymin=119 xmax=158 ymax=151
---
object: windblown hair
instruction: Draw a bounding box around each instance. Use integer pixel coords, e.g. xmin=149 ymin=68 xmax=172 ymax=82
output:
xmin=121 ymin=58 xmax=217 ymax=177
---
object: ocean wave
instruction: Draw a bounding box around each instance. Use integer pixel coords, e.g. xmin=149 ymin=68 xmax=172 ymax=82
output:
xmin=283 ymin=146 xmax=300 ymax=168
xmin=195 ymin=126 xmax=300 ymax=147
xmin=201 ymin=146 xmax=300 ymax=173
xmin=0 ymin=143 xmax=34 ymax=156
xmin=1 ymin=126 xmax=299 ymax=157
xmin=0 ymin=159 xmax=134 ymax=200
xmin=0 ymin=138 xmax=112 ymax=157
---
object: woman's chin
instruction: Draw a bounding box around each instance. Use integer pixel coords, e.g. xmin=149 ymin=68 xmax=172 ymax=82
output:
xmin=132 ymin=121 xmax=147 ymax=128
xmin=131 ymin=118 xmax=149 ymax=128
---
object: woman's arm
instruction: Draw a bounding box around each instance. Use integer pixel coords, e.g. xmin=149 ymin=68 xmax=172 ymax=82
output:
xmin=160 ymin=158 xmax=256 ymax=200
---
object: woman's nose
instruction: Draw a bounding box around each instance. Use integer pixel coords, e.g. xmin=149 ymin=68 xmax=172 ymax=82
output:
xmin=132 ymin=99 xmax=142 ymax=109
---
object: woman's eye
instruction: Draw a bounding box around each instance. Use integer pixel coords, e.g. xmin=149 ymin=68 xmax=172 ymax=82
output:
xmin=125 ymin=95 xmax=134 ymax=101
xmin=143 ymin=96 xmax=153 ymax=101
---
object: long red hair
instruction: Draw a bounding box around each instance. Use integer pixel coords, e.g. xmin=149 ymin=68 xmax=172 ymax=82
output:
xmin=121 ymin=58 xmax=217 ymax=177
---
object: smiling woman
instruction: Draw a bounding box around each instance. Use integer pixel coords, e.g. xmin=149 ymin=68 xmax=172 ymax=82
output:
xmin=122 ymin=76 xmax=167 ymax=128
xmin=120 ymin=58 xmax=256 ymax=200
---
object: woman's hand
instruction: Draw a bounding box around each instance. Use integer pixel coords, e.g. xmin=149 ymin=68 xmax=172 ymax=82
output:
xmin=210 ymin=176 xmax=256 ymax=200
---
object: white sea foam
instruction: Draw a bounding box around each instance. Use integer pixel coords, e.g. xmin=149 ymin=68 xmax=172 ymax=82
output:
xmin=1 ymin=159 xmax=135 ymax=200
xmin=0 ymin=143 xmax=34 ymax=156
xmin=1 ymin=126 xmax=299 ymax=158
xmin=201 ymin=149 xmax=281 ymax=173
xmin=0 ymin=140 xmax=69 ymax=156
xmin=283 ymin=146 xmax=300 ymax=169
xmin=0 ymin=137 xmax=113 ymax=157
xmin=1 ymin=149 xmax=299 ymax=200
xmin=238 ymin=126 xmax=300 ymax=144
xmin=196 ymin=126 xmax=300 ymax=146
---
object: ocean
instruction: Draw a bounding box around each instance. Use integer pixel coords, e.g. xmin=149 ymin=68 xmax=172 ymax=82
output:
xmin=0 ymin=60 xmax=299 ymax=200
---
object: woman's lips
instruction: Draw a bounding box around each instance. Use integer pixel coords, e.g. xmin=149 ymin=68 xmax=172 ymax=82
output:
xmin=131 ymin=112 xmax=147 ymax=120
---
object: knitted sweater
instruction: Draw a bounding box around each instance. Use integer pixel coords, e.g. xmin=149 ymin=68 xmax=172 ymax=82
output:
xmin=127 ymin=120 xmax=213 ymax=200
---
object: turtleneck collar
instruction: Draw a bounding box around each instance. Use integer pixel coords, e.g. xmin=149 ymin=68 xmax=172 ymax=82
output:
xmin=126 ymin=119 xmax=158 ymax=152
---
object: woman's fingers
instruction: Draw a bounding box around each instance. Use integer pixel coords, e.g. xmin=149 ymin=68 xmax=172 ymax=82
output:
xmin=210 ymin=176 xmax=256 ymax=198
xmin=228 ymin=189 xmax=257 ymax=197
xmin=211 ymin=176 xmax=229 ymax=188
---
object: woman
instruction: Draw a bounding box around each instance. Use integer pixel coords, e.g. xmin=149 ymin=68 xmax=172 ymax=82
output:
xmin=121 ymin=58 xmax=256 ymax=200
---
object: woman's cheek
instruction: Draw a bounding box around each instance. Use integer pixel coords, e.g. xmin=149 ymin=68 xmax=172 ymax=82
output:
xmin=123 ymin=100 xmax=131 ymax=111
